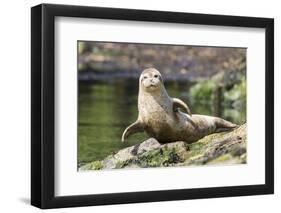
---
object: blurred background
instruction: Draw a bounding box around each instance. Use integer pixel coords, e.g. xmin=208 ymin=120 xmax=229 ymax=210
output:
xmin=78 ymin=41 xmax=246 ymax=167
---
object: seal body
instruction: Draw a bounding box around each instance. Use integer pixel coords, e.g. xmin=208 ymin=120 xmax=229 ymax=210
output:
xmin=122 ymin=68 xmax=237 ymax=144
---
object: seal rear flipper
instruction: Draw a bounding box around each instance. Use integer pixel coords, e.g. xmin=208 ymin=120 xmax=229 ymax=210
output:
xmin=214 ymin=118 xmax=238 ymax=133
xmin=172 ymin=98 xmax=192 ymax=116
xmin=121 ymin=121 xmax=143 ymax=142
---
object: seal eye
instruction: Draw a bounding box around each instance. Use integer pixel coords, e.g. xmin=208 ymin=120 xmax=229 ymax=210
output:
xmin=143 ymin=76 xmax=148 ymax=80
xmin=154 ymin=74 xmax=158 ymax=78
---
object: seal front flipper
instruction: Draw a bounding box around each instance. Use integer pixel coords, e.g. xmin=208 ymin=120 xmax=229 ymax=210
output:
xmin=172 ymin=98 xmax=192 ymax=116
xmin=121 ymin=121 xmax=143 ymax=142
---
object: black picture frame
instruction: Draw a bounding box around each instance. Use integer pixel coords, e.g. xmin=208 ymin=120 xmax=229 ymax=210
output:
xmin=31 ymin=3 xmax=274 ymax=209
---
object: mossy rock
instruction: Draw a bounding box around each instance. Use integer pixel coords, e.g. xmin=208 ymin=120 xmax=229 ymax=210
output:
xmin=79 ymin=160 xmax=103 ymax=171
xmin=80 ymin=124 xmax=247 ymax=170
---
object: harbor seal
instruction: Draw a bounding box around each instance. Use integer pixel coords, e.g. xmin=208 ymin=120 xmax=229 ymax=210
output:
xmin=121 ymin=68 xmax=237 ymax=143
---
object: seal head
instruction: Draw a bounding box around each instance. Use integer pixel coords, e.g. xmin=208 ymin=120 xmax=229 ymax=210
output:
xmin=139 ymin=68 xmax=163 ymax=92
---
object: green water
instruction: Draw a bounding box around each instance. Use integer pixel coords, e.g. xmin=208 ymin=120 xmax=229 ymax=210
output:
xmin=78 ymin=80 xmax=245 ymax=167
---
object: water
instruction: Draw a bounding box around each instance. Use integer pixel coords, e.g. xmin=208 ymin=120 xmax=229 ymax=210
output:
xmin=78 ymin=79 xmax=245 ymax=167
